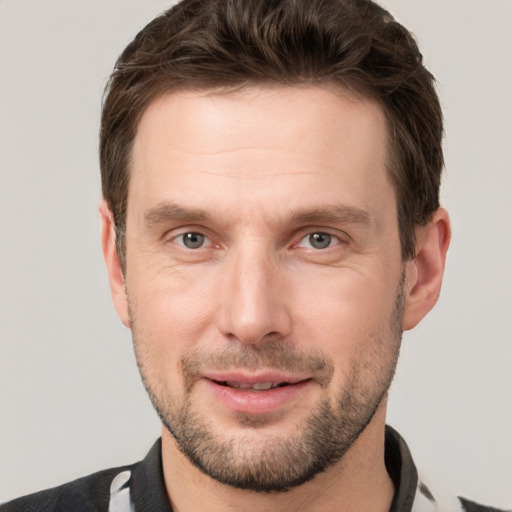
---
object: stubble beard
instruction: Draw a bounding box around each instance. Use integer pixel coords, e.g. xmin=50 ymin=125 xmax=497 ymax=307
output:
xmin=130 ymin=281 xmax=404 ymax=493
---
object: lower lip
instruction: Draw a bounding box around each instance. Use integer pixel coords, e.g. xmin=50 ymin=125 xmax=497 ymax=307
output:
xmin=202 ymin=379 xmax=312 ymax=415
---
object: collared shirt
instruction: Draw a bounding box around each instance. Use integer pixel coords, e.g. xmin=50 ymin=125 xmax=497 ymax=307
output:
xmin=1 ymin=426 xmax=506 ymax=512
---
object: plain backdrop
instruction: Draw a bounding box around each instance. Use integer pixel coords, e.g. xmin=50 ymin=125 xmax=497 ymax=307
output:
xmin=1 ymin=0 xmax=511 ymax=507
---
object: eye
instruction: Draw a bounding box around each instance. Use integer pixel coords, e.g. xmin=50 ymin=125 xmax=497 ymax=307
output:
xmin=174 ymin=232 xmax=209 ymax=249
xmin=298 ymin=232 xmax=338 ymax=250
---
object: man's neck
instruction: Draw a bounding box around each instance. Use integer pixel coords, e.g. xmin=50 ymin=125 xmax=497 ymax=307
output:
xmin=160 ymin=406 xmax=394 ymax=512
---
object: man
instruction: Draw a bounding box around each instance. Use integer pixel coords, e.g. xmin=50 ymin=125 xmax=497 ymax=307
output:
xmin=1 ymin=1 xmax=507 ymax=511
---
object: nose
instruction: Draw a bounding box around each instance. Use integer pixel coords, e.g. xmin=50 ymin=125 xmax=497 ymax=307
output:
xmin=218 ymin=243 xmax=292 ymax=345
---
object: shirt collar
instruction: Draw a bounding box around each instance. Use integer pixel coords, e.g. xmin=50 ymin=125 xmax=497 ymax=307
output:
xmin=129 ymin=426 xmax=419 ymax=512
xmin=385 ymin=425 xmax=419 ymax=512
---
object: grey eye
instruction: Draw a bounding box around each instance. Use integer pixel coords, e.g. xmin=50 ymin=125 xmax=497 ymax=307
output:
xmin=180 ymin=232 xmax=206 ymax=249
xmin=308 ymin=232 xmax=332 ymax=249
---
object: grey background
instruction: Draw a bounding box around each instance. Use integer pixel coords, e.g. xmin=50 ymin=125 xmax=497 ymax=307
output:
xmin=1 ymin=0 xmax=511 ymax=507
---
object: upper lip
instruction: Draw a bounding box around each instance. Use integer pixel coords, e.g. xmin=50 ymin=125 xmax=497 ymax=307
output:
xmin=202 ymin=371 xmax=310 ymax=385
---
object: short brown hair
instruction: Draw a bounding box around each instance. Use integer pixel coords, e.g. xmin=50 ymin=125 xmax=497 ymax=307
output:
xmin=100 ymin=0 xmax=443 ymax=265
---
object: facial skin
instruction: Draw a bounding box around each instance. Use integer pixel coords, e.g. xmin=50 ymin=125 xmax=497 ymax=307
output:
xmin=101 ymin=86 xmax=450 ymax=511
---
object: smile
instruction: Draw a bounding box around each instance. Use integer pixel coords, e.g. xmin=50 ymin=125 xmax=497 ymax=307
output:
xmin=217 ymin=381 xmax=290 ymax=390
xmin=201 ymin=375 xmax=314 ymax=415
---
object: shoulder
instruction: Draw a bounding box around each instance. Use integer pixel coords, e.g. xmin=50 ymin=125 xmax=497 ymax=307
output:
xmin=0 ymin=465 xmax=132 ymax=512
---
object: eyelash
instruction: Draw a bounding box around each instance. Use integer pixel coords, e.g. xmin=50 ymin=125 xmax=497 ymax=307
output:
xmin=295 ymin=232 xmax=342 ymax=250
xmin=170 ymin=230 xmax=344 ymax=251
xmin=173 ymin=232 xmax=212 ymax=249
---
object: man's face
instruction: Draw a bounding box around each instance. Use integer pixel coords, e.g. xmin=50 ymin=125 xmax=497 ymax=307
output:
xmin=122 ymin=86 xmax=407 ymax=491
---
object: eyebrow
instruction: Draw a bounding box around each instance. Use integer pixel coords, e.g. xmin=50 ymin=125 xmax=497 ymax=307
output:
xmin=290 ymin=205 xmax=371 ymax=227
xmin=143 ymin=201 xmax=371 ymax=229
xmin=144 ymin=202 xmax=211 ymax=227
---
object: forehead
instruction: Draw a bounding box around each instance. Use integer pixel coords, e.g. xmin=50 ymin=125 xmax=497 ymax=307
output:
xmin=129 ymin=86 xmax=392 ymax=223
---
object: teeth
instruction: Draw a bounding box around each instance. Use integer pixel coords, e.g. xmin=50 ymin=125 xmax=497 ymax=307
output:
xmin=252 ymin=382 xmax=274 ymax=390
xmin=224 ymin=381 xmax=282 ymax=390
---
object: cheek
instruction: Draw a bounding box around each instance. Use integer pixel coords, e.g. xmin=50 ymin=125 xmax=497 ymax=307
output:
xmin=127 ymin=265 xmax=221 ymax=381
xmin=289 ymin=266 xmax=401 ymax=362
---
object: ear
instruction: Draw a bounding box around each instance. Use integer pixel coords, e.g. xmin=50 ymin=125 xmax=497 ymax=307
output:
xmin=402 ymin=208 xmax=451 ymax=331
xmin=99 ymin=200 xmax=130 ymax=328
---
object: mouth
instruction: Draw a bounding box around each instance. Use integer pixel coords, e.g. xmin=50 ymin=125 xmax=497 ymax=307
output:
xmin=214 ymin=380 xmax=296 ymax=391
xmin=201 ymin=373 xmax=314 ymax=415
xmin=203 ymin=371 xmax=310 ymax=390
